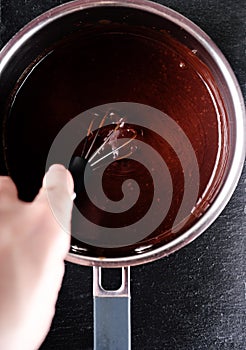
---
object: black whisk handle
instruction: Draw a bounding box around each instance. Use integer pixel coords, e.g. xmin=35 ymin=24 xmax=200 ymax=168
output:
xmin=69 ymin=156 xmax=87 ymax=195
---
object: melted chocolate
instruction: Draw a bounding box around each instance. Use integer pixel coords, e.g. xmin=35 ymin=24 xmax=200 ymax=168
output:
xmin=4 ymin=23 xmax=228 ymax=258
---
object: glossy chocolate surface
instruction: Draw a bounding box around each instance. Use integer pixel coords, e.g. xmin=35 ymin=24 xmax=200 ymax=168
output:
xmin=4 ymin=23 xmax=228 ymax=258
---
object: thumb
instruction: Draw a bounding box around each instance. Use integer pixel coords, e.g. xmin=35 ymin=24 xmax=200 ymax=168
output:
xmin=35 ymin=164 xmax=75 ymax=235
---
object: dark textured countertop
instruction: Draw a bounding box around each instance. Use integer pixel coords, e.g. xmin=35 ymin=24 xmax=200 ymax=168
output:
xmin=0 ymin=1 xmax=245 ymax=349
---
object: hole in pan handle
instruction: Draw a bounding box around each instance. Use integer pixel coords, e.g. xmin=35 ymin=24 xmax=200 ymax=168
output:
xmin=93 ymin=266 xmax=131 ymax=350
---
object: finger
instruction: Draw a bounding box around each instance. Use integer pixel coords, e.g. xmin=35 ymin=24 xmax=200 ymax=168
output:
xmin=35 ymin=164 xmax=74 ymax=234
xmin=43 ymin=164 xmax=74 ymax=197
xmin=0 ymin=177 xmax=18 ymax=201
xmin=43 ymin=164 xmax=74 ymax=196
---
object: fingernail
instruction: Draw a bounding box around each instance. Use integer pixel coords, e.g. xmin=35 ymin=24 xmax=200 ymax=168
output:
xmin=42 ymin=173 xmax=47 ymax=188
xmin=43 ymin=165 xmax=66 ymax=188
xmin=71 ymin=192 xmax=76 ymax=201
xmin=48 ymin=164 xmax=66 ymax=172
xmin=66 ymin=169 xmax=74 ymax=195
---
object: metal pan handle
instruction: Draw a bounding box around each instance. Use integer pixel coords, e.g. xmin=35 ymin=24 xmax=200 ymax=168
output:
xmin=93 ymin=266 xmax=131 ymax=350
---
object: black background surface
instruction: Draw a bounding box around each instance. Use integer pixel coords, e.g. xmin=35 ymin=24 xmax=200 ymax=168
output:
xmin=0 ymin=1 xmax=245 ymax=349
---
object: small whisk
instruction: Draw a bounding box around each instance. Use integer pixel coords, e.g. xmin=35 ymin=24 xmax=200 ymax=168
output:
xmin=69 ymin=112 xmax=137 ymax=194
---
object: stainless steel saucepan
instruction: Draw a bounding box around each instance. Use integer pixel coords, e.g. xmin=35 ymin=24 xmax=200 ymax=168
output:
xmin=0 ymin=1 xmax=245 ymax=349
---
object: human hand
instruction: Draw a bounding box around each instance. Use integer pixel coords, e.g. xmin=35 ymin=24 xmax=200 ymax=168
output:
xmin=0 ymin=164 xmax=74 ymax=350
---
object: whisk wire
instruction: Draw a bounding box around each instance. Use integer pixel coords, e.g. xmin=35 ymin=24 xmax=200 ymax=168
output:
xmin=90 ymin=135 xmax=137 ymax=167
xmin=88 ymin=122 xmax=122 ymax=164
xmin=84 ymin=112 xmax=108 ymax=160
